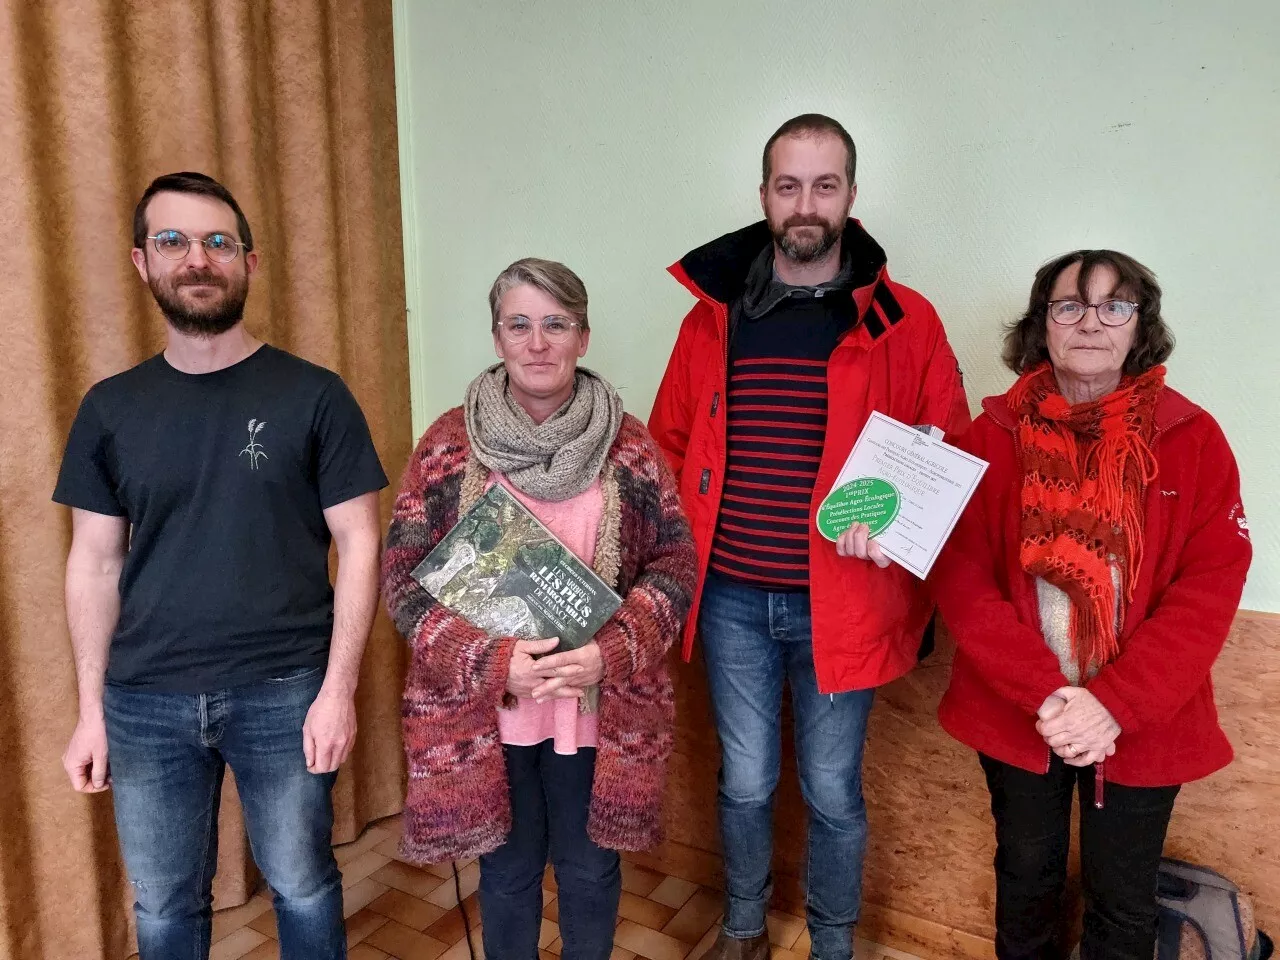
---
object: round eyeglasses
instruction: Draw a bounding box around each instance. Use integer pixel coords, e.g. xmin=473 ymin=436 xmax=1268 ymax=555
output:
xmin=148 ymin=230 xmax=246 ymax=263
xmin=1048 ymin=299 xmax=1138 ymax=326
xmin=497 ymin=315 xmax=582 ymax=344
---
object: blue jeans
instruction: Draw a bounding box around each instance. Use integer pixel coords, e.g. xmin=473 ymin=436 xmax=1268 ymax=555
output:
xmin=479 ymin=742 xmax=621 ymax=960
xmin=103 ymin=666 xmax=346 ymax=960
xmin=699 ymin=574 xmax=875 ymax=960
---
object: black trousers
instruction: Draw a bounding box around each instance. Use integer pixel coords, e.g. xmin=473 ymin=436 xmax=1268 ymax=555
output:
xmin=478 ymin=744 xmax=621 ymax=960
xmin=980 ymin=754 xmax=1180 ymax=960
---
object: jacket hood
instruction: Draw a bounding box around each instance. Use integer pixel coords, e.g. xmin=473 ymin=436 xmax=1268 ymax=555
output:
xmin=670 ymin=218 xmax=886 ymax=306
xmin=669 ymin=218 xmax=917 ymax=345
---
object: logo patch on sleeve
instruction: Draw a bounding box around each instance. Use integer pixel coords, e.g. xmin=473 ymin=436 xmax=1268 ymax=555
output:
xmin=1228 ymin=502 xmax=1250 ymax=541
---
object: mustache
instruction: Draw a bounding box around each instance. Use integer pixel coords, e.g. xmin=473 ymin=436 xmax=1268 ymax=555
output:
xmin=175 ymin=270 xmax=226 ymax=288
xmin=782 ymin=215 xmax=831 ymax=229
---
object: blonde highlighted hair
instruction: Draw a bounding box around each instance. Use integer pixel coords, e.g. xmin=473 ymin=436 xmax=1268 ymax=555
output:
xmin=488 ymin=258 xmax=589 ymax=333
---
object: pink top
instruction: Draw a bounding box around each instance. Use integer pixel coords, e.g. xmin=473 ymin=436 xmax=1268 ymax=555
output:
xmin=492 ymin=474 xmax=603 ymax=754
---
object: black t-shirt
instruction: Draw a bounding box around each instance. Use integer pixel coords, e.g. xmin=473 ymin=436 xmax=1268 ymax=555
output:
xmin=53 ymin=345 xmax=388 ymax=692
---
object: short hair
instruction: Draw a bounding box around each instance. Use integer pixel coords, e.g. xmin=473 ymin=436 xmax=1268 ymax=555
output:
xmin=1002 ymin=249 xmax=1175 ymax=376
xmin=132 ymin=172 xmax=254 ymax=251
xmin=762 ymin=114 xmax=857 ymax=187
xmin=488 ymin=258 xmax=589 ymax=333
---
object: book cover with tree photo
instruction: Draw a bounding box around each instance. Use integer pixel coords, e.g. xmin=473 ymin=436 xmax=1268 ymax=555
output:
xmin=412 ymin=484 xmax=622 ymax=709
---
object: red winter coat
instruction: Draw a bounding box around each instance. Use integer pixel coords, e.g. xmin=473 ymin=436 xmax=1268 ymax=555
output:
xmin=647 ymin=219 xmax=971 ymax=693
xmin=933 ymin=387 xmax=1252 ymax=786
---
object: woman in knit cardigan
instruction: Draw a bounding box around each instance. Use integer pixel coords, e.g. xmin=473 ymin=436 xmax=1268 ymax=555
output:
xmin=932 ymin=250 xmax=1252 ymax=960
xmin=382 ymin=258 xmax=697 ymax=960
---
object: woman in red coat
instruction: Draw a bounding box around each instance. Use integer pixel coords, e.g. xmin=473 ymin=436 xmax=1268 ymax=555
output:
xmin=932 ymin=249 xmax=1252 ymax=960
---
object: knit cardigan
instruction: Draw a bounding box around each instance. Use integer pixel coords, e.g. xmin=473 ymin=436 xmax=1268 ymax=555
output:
xmin=382 ymin=408 xmax=697 ymax=864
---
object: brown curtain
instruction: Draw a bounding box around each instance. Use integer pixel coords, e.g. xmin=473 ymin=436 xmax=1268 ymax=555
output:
xmin=0 ymin=2 xmax=411 ymax=958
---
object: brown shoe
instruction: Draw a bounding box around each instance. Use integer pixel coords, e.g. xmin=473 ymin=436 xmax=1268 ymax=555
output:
xmin=704 ymin=931 xmax=771 ymax=960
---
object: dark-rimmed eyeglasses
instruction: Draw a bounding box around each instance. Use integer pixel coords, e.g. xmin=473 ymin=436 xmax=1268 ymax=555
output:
xmin=1047 ymin=299 xmax=1138 ymax=326
xmin=497 ymin=315 xmax=582 ymax=344
xmin=147 ymin=230 xmax=246 ymax=263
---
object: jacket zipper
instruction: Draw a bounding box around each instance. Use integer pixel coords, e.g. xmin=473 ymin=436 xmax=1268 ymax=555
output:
xmin=699 ymin=303 xmax=732 ymax=498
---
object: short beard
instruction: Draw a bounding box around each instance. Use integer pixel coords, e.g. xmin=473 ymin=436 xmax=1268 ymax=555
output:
xmin=150 ymin=269 xmax=249 ymax=337
xmin=772 ymin=214 xmax=842 ymax=264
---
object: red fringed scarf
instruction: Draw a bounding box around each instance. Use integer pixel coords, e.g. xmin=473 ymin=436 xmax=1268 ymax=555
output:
xmin=1010 ymin=362 xmax=1164 ymax=676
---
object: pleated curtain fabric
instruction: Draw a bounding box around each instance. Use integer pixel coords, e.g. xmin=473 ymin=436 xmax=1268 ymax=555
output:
xmin=0 ymin=2 xmax=411 ymax=957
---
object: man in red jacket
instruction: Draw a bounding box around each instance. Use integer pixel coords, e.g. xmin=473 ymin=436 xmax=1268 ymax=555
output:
xmin=648 ymin=115 xmax=970 ymax=960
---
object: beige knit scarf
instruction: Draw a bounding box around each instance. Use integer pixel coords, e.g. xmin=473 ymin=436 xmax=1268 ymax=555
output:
xmin=463 ymin=363 xmax=624 ymax=502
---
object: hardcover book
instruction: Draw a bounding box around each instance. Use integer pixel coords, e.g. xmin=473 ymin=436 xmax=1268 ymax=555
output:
xmin=412 ymin=484 xmax=621 ymax=705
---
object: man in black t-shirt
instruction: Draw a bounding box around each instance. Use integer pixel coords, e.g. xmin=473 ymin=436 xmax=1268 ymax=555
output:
xmin=54 ymin=172 xmax=387 ymax=960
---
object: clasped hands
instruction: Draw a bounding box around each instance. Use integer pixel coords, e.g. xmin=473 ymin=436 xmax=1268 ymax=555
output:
xmin=506 ymin=637 xmax=605 ymax=703
xmin=1036 ymin=687 xmax=1120 ymax=766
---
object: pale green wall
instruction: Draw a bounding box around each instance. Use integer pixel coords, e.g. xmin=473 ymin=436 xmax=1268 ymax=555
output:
xmin=393 ymin=0 xmax=1280 ymax=611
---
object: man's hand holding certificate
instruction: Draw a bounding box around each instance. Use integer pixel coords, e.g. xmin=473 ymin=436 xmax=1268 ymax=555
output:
xmin=817 ymin=411 xmax=987 ymax=579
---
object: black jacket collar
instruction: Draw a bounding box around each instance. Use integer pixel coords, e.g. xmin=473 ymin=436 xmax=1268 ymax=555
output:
xmin=675 ymin=218 xmax=886 ymax=307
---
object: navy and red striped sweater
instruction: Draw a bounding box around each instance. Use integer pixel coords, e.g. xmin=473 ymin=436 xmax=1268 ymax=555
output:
xmin=710 ymin=263 xmax=855 ymax=589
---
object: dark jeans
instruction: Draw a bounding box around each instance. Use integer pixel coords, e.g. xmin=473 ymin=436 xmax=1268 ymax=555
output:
xmin=479 ymin=743 xmax=621 ymax=960
xmin=104 ymin=666 xmax=345 ymax=960
xmin=699 ymin=574 xmax=876 ymax=960
xmin=980 ymin=754 xmax=1180 ymax=960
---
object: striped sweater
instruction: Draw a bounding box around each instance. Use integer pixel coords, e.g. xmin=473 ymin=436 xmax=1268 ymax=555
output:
xmin=710 ymin=280 xmax=854 ymax=588
xmin=382 ymin=408 xmax=697 ymax=863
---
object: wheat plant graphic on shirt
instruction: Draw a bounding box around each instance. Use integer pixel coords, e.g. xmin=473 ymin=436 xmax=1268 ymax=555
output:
xmin=239 ymin=419 xmax=268 ymax=469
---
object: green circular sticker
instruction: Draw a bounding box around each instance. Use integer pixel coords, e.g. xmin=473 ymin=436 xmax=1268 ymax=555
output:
xmin=816 ymin=478 xmax=900 ymax=541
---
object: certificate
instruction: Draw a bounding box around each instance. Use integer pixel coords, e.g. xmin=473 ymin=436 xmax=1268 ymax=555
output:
xmin=816 ymin=411 xmax=987 ymax=579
